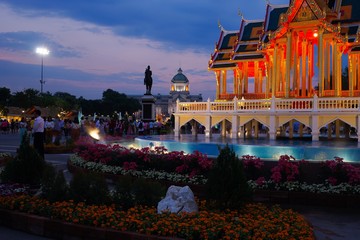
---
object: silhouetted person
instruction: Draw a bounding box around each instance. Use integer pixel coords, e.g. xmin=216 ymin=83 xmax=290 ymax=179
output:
xmin=32 ymin=109 xmax=45 ymax=159
xmin=144 ymin=65 xmax=153 ymax=95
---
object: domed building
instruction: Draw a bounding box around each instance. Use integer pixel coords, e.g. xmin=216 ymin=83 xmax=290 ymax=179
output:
xmin=170 ymin=68 xmax=189 ymax=93
xmin=155 ymin=68 xmax=202 ymax=118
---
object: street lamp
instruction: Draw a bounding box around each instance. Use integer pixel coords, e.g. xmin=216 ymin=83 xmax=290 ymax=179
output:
xmin=36 ymin=47 xmax=50 ymax=94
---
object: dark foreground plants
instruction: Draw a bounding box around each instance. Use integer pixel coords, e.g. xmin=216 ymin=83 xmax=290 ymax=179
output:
xmin=0 ymin=194 xmax=314 ymax=240
xmin=0 ymin=142 xmax=317 ymax=239
xmin=205 ymin=144 xmax=252 ymax=210
xmin=0 ymin=133 xmax=47 ymax=186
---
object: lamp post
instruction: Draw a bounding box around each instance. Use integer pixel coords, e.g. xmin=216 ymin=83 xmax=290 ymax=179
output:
xmin=36 ymin=47 xmax=50 ymax=94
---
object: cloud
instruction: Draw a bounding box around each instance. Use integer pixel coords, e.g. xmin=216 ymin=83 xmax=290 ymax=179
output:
xmin=0 ymin=0 xmax=289 ymax=101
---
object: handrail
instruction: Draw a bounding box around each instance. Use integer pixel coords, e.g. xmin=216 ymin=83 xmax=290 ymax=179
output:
xmin=176 ymin=96 xmax=360 ymax=113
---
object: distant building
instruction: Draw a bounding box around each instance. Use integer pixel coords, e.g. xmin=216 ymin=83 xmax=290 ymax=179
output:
xmin=162 ymin=68 xmax=202 ymax=116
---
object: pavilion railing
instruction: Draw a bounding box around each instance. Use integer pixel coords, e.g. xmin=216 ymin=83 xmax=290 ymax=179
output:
xmin=176 ymin=96 xmax=360 ymax=113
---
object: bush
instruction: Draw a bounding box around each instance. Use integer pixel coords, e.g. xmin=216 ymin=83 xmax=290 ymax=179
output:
xmin=0 ymin=133 xmax=46 ymax=186
xmin=205 ymin=144 xmax=251 ymax=210
xmin=132 ymin=178 xmax=165 ymax=207
xmin=41 ymin=164 xmax=69 ymax=202
xmin=112 ymin=175 xmax=166 ymax=210
xmin=112 ymin=175 xmax=134 ymax=210
xmin=69 ymin=171 xmax=110 ymax=205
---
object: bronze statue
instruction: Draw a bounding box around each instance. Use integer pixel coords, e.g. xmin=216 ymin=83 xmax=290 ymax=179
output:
xmin=144 ymin=65 xmax=152 ymax=95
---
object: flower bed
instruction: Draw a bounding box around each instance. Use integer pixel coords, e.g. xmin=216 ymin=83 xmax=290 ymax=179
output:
xmin=0 ymin=195 xmax=314 ymax=240
xmin=72 ymin=144 xmax=212 ymax=185
xmin=243 ymin=155 xmax=360 ymax=194
xmin=70 ymin=145 xmax=360 ymax=194
xmin=67 ymin=145 xmax=360 ymax=210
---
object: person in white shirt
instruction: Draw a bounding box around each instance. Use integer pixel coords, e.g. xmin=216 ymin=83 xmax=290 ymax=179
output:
xmin=32 ymin=110 xmax=45 ymax=159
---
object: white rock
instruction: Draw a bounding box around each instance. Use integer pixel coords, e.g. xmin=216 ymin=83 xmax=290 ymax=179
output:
xmin=157 ymin=185 xmax=198 ymax=214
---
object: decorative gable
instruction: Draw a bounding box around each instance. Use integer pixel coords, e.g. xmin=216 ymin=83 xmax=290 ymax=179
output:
xmin=294 ymin=1 xmax=318 ymax=22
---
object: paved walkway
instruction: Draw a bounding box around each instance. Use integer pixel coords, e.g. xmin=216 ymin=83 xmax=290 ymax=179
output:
xmin=1 ymin=133 xmax=360 ymax=239
xmin=0 ymin=226 xmax=53 ymax=240
xmin=282 ymin=204 xmax=360 ymax=240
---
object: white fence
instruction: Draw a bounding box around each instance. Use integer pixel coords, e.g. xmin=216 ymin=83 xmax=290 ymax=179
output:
xmin=176 ymin=96 xmax=360 ymax=113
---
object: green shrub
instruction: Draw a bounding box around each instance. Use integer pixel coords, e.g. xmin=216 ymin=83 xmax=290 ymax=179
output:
xmin=112 ymin=175 xmax=135 ymax=210
xmin=205 ymin=144 xmax=252 ymax=210
xmin=0 ymin=133 xmax=46 ymax=186
xmin=41 ymin=164 xmax=69 ymax=202
xmin=132 ymin=178 xmax=165 ymax=207
xmin=69 ymin=171 xmax=110 ymax=205
xmin=112 ymin=175 xmax=165 ymax=209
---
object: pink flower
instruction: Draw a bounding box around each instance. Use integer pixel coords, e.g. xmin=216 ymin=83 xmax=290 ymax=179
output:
xmin=242 ymin=155 xmax=264 ymax=170
xmin=123 ymin=162 xmax=137 ymax=171
xmin=327 ymin=177 xmax=338 ymax=186
xmin=255 ymin=177 xmax=266 ymax=186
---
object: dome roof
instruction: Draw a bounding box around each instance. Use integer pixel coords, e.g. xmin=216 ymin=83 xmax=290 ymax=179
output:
xmin=171 ymin=68 xmax=189 ymax=83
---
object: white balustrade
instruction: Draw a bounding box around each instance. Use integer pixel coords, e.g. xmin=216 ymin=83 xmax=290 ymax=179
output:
xmin=176 ymin=97 xmax=360 ymax=114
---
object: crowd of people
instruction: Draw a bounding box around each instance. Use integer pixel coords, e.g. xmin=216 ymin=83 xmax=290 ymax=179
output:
xmin=81 ymin=116 xmax=166 ymax=137
xmin=1 ymin=113 xmax=170 ymax=145
xmin=0 ymin=119 xmax=20 ymax=134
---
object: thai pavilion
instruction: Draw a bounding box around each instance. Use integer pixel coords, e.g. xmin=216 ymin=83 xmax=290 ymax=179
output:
xmin=173 ymin=0 xmax=360 ymax=141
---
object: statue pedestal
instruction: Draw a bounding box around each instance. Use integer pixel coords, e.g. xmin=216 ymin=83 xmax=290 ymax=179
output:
xmin=141 ymin=94 xmax=156 ymax=121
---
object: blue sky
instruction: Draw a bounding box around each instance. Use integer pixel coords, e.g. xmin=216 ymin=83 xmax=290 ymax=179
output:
xmin=0 ymin=0 xmax=288 ymax=100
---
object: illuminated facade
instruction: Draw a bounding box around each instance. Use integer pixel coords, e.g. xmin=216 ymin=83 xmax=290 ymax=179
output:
xmin=174 ymin=0 xmax=360 ymax=141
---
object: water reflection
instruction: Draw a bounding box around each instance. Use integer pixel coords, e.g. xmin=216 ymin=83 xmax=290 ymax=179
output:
xmin=133 ymin=134 xmax=360 ymax=163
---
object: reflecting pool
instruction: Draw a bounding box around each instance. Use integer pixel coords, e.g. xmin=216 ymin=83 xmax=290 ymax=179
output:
xmin=134 ymin=134 xmax=360 ymax=163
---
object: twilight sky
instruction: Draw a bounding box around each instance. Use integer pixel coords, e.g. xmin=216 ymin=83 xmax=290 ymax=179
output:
xmin=0 ymin=0 xmax=288 ymax=100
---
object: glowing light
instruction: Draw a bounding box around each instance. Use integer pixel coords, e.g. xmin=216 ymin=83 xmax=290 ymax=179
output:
xmin=88 ymin=128 xmax=100 ymax=141
xmin=36 ymin=47 xmax=50 ymax=55
xmin=313 ymin=32 xmax=318 ymax=38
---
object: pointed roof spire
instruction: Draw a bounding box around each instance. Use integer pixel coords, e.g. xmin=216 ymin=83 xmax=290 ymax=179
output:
xmin=238 ymin=8 xmax=243 ymax=20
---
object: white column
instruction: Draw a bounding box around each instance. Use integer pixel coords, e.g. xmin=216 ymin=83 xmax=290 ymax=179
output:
xmin=312 ymin=94 xmax=320 ymax=141
xmin=174 ymin=115 xmax=180 ymax=137
xmin=231 ymin=115 xmax=238 ymax=139
xmin=311 ymin=115 xmax=319 ymax=141
xmin=269 ymin=115 xmax=277 ymax=140
xmin=205 ymin=115 xmax=212 ymax=138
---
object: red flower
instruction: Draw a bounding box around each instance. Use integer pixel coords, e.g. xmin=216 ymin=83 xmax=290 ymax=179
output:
xmin=123 ymin=162 xmax=137 ymax=171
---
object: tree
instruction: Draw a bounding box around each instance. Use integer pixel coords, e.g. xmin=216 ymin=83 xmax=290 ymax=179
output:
xmin=0 ymin=87 xmax=11 ymax=106
xmin=100 ymin=89 xmax=141 ymax=116
xmin=53 ymin=92 xmax=79 ymax=111
xmin=205 ymin=145 xmax=251 ymax=210
xmin=12 ymin=89 xmax=41 ymax=108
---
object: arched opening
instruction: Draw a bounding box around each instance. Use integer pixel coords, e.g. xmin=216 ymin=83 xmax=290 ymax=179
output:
xmin=277 ymin=119 xmax=312 ymax=139
xmin=319 ymin=119 xmax=356 ymax=140
xmin=241 ymin=119 xmax=269 ymax=139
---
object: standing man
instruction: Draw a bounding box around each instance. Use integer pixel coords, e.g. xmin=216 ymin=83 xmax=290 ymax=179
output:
xmin=32 ymin=109 xmax=45 ymax=159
